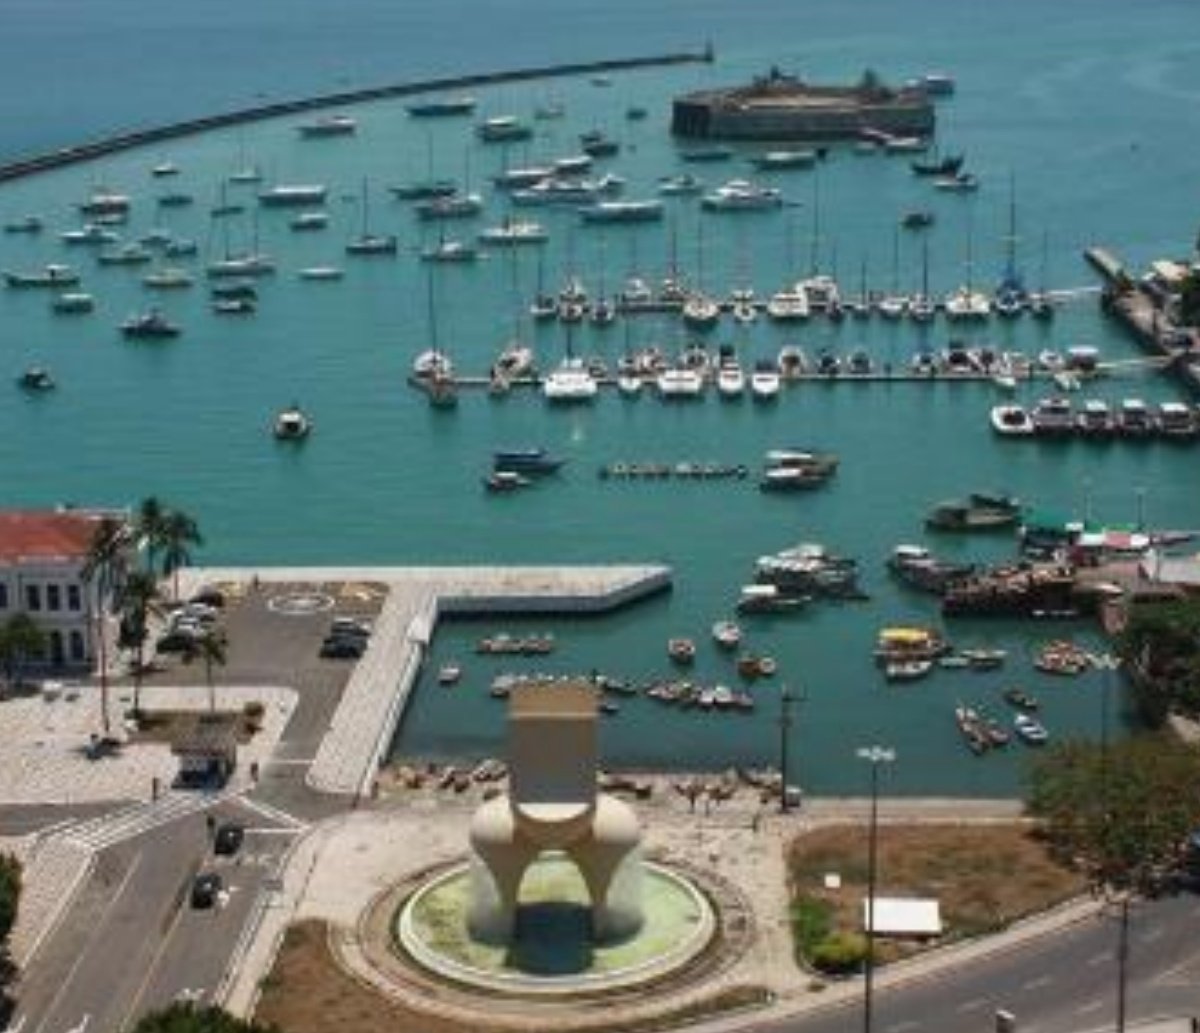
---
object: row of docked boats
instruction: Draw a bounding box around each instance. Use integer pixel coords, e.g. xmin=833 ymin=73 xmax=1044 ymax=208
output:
xmin=598 ymin=461 xmax=750 ymax=481
xmin=991 ymin=398 xmax=1200 ymax=441
xmin=474 ymin=632 xmax=556 ymax=656
xmin=956 ymin=702 xmax=1048 ymax=754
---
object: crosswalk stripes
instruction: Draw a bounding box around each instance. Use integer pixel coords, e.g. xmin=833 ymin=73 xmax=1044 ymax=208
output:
xmin=235 ymin=795 xmax=308 ymax=831
xmin=61 ymin=791 xmax=230 ymax=852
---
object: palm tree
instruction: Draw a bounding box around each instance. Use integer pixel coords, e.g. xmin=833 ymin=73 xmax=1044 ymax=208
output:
xmin=117 ymin=570 xmax=162 ymax=719
xmin=159 ymin=508 xmax=203 ymax=601
xmin=80 ymin=517 xmax=131 ymax=734
xmin=135 ymin=496 xmax=168 ymax=575
xmin=0 ymin=613 xmax=48 ymax=692
xmin=184 ymin=631 xmax=227 ymax=714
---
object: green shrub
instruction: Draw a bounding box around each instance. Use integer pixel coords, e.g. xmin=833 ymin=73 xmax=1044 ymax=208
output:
xmin=790 ymin=896 xmax=832 ymax=957
xmin=810 ymin=932 xmax=868 ymax=975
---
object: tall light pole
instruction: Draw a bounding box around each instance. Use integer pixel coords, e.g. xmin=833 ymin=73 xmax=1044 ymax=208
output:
xmin=857 ymin=745 xmax=896 ymax=1033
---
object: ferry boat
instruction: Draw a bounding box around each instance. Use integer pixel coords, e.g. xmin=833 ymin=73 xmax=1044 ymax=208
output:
xmin=476 ymin=116 xmax=533 ymax=143
xmin=701 ymin=179 xmax=783 ymax=211
xmin=5 ymin=264 xmax=80 ymax=289
xmin=51 ymin=292 xmax=94 ymax=314
xmin=406 ymin=97 xmax=476 ymax=118
xmin=297 ymin=114 xmax=357 ymax=137
xmin=121 ymin=309 xmax=180 ymax=339
xmin=478 ymin=219 xmax=548 ymax=246
xmin=273 ymin=404 xmax=313 ymax=440
xmin=258 ymin=184 xmax=328 ymax=207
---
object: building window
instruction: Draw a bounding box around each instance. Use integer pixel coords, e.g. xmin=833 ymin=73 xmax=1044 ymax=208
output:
xmin=0 ymin=583 xmax=8 ymax=609
xmin=47 ymin=584 xmax=61 ymax=612
xmin=26 ymin=584 xmax=41 ymax=611
xmin=67 ymin=584 xmax=81 ymax=611
xmin=69 ymin=630 xmax=86 ymax=661
xmin=49 ymin=630 xmax=64 ymax=665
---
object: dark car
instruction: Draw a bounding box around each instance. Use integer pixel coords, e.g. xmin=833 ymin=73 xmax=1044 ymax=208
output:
xmin=319 ymin=636 xmax=365 ymax=659
xmin=329 ymin=617 xmax=371 ymax=639
xmin=190 ymin=872 xmax=223 ymax=909
xmin=190 ymin=587 xmax=226 ymax=609
xmin=213 ymin=822 xmax=244 ymax=856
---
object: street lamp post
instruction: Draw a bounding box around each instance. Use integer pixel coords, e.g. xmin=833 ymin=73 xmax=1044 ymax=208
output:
xmin=857 ymin=745 xmax=896 ymax=1033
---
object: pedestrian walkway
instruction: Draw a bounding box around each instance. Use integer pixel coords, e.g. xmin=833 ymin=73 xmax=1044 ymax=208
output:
xmin=5 ymin=833 xmax=92 ymax=966
xmin=60 ymin=789 xmax=230 ymax=852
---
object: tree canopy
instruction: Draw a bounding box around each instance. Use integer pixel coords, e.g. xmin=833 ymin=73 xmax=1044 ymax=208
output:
xmin=1117 ymin=596 xmax=1200 ymax=724
xmin=0 ymin=613 xmax=47 ymax=690
xmin=1026 ymin=734 xmax=1200 ymax=894
xmin=130 ymin=1004 xmax=278 ymax=1033
xmin=1178 ymin=269 xmax=1200 ymax=327
xmin=1 ymin=853 xmax=21 ymax=1002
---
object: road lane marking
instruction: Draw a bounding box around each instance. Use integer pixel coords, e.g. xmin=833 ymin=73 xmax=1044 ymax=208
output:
xmin=62 ymin=1017 xmax=89 ymax=1033
xmin=1087 ymin=952 xmax=1112 ymax=966
xmin=30 ymin=854 xmax=142 ymax=1033
xmin=1075 ymin=999 xmax=1105 ymax=1015
xmin=884 ymin=1022 xmax=921 ymax=1033
xmin=119 ymin=869 xmax=192 ymax=1030
xmin=1022 ymin=975 xmax=1054 ymax=990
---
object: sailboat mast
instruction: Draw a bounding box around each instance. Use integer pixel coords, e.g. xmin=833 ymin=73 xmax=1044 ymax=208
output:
xmin=426 ymin=263 xmax=438 ymax=355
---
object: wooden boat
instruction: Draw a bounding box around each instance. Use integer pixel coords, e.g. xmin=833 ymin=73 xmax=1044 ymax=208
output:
xmin=668 ymin=638 xmax=696 ymax=664
xmin=712 ymin=620 xmax=742 ymax=650
xmin=885 ymin=659 xmax=933 ymax=682
xmin=1003 ymin=687 xmax=1040 ymax=711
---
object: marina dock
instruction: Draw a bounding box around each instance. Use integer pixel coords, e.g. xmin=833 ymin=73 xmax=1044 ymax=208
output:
xmin=178 ymin=565 xmax=671 ymax=798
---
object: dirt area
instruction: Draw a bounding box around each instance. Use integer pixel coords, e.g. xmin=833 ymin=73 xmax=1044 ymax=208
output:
xmin=787 ymin=822 xmax=1086 ymax=965
xmin=255 ymin=921 xmax=768 ymax=1033
xmin=128 ymin=707 xmax=262 ymax=745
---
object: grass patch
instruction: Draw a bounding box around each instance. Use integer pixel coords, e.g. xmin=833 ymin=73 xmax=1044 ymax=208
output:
xmin=255 ymin=921 xmax=769 ymax=1033
xmin=788 ymin=823 xmax=1086 ymax=971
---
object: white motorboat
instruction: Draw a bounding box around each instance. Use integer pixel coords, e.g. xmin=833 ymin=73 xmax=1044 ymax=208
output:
xmin=142 ymin=267 xmax=194 ymax=289
xmin=1158 ymin=401 xmax=1198 ymax=439
xmin=298 ymin=266 xmax=344 ymax=281
xmin=478 ymin=219 xmax=548 ymax=246
xmin=579 ymin=200 xmax=664 ymax=224
xmin=711 ymin=620 xmax=742 ymax=649
xmin=413 ymin=349 xmax=453 ymax=380
xmin=798 ymin=275 xmax=841 ymax=313
xmin=701 ymin=179 xmax=784 ymax=211
xmin=476 ymin=115 xmax=534 ymax=143
xmin=542 ymin=357 xmax=598 ymax=402
xmin=619 ymin=276 xmax=653 ymax=306
xmin=657 ymin=174 xmax=704 ymax=196
xmin=766 ymin=286 xmax=810 ymax=321
xmin=61 ymin=223 xmax=118 ymax=246
xmin=655 ymin=367 xmax=705 ymax=399
xmin=944 ymin=286 xmax=991 ymax=320
xmin=617 ymin=371 xmax=643 ymax=397
xmin=258 ymin=184 xmax=328 ymax=207
xmin=207 ymin=254 xmax=275 ymax=278
xmin=876 ymin=294 xmax=909 ymax=320
xmin=51 ymin=291 xmax=94 ymax=314
xmin=297 ymin=114 xmax=357 ymax=137
xmin=492 ymin=342 xmax=535 ymax=380
xmin=5 ymin=264 xmax=80 ymax=289
xmin=1030 ymin=397 xmax=1076 ymax=436
xmin=750 ymin=361 xmax=781 ymax=401
xmin=290 ymin=211 xmax=329 ymax=231
xmin=1076 ymin=399 xmax=1115 ymax=437
xmin=716 ymin=361 xmax=746 ymax=398
xmin=78 ymin=190 xmax=131 ymax=216
xmin=681 ymin=293 xmax=720 ymax=330
xmin=990 ymin=405 xmax=1034 ymax=436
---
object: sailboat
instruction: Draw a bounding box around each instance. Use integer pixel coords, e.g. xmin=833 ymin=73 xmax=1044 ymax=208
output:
xmin=529 ymin=249 xmax=557 ymax=321
xmin=1028 ymin=230 xmax=1056 ymax=320
xmin=228 ymin=131 xmax=263 ymax=185
xmin=206 ymin=205 xmax=274 ymax=278
xmin=877 ymin=228 xmax=908 ymax=319
xmin=681 ymin=218 xmax=720 ymax=330
xmin=589 ymin=232 xmax=616 ymax=327
xmin=491 ymin=247 xmax=535 ymax=387
xmin=992 ymin=173 xmax=1027 ymax=317
xmin=414 ymin=265 xmax=457 ymax=408
xmin=346 ymin=179 xmax=397 ymax=255
xmin=908 ymin=236 xmax=936 ymax=323
xmin=944 ymin=209 xmax=991 ymax=320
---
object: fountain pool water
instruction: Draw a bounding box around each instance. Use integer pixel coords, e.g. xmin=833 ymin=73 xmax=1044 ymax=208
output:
xmin=396 ymin=853 xmax=715 ymax=995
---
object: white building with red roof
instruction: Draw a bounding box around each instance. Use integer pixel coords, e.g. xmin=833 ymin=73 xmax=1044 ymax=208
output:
xmin=0 ymin=507 xmax=130 ymax=669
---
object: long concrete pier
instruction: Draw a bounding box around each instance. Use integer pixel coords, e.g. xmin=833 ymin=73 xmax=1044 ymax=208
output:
xmin=178 ymin=565 xmax=672 ymax=798
xmin=1084 ymin=245 xmax=1200 ymax=396
xmin=0 ymin=50 xmax=711 ymax=183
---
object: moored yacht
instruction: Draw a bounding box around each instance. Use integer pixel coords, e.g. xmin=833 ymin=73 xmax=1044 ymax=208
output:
xmin=655 ymin=366 xmax=705 ymax=399
xmin=61 ymin=223 xmax=118 ymax=246
xmin=5 ymin=264 xmax=80 ymax=289
xmin=766 ymin=286 xmax=810 ymax=321
xmin=1116 ymin=398 xmax=1156 ymax=438
xmin=542 ymin=356 xmax=598 ymax=403
xmin=478 ymin=219 xmax=548 ymax=246
xmin=51 ymin=291 xmax=94 ymax=314
xmin=716 ymin=358 xmax=746 ymax=398
xmin=990 ymin=404 xmax=1034 ymax=436
xmin=944 ymin=286 xmax=991 ymax=320
xmin=1076 ymin=399 xmax=1114 ymax=438
xmin=1158 ymin=401 xmax=1198 ymax=440
xmin=701 ymin=179 xmax=783 ymax=211
xmin=273 ymin=404 xmax=313 ymax=440
xmin=121 ymin=309 xmax=180 ymax=339
xmin=750 ymin=360 xmax=781 ymax=401
xmin=298 ymin=114 xmax=357 ymax=137
xmin=681 ymin=293 xmax=720 ymax=330
xmin=1030 ymin=397 xmax=1075 ymax=437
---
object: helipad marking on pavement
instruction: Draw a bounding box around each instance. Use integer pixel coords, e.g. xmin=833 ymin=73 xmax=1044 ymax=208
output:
xmin=266 ymin=591 xmax=335 ymax=616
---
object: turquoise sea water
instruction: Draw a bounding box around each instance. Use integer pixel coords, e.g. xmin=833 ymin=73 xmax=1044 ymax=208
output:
xmin=3 ymin=0 xmax=1199 ymax=793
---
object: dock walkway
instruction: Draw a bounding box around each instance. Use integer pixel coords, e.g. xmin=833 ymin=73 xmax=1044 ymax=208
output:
xmin=178 ymin=565 xmax=671 ymax=797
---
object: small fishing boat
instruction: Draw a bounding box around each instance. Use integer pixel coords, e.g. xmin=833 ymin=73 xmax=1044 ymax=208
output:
xmin=51 ymin=292 xmax=94 ymax=314
xmin=273 ymin=404 xmax=312 ymax=440
xmin=750 ymin=361 xmax=781 ymax=401
xmin=484 ymin=470 xmax=532 ymax=492
xmin=711 ymin=620 xmax=742 ymax=650
xmin=298 ymin=266 xmax=344 ymax=281
xmin=668 ymin=638 xmax=696 ymax=664
xmin=17 ymin=366 xmax=55 ymax=392
xmin=1003 ymin=687 xmax=1040 ymax=711
xmin=885 ymin=659 xmax=933 ymax=682
xmin=297 ymin=114 xmax=357 ymax=137
xmin=1013 ymin=713 xmax=1049 ymax=745
xmin=121 ymin=309 xmax=180 ymax=339
xmin=990 ymin=405 xmax=1035 ymax=437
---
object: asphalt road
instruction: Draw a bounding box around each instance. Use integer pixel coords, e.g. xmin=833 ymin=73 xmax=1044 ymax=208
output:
xmin=13 ymin=798 xmax=296 ymax=1033
xmin=761 ymin=891 xmax=1200 ymax=1033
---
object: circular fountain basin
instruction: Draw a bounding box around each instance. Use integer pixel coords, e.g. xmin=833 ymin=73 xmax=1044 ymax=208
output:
xmin=396 ymin=856 xmax=715 ymax=995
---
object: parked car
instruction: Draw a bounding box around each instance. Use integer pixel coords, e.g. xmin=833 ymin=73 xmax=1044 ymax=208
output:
xmin=190 ymin=872 xmax=223 ymax=909
xmin=330 ymin=616 xmax=371 ymax=638
xmin=319 ymin=636 xmax=365 ymax=659
xmin=190 ymin=586 xmax=226 ymax=609
xmin=213 ymin=822 xmax=244 ymax=856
